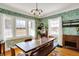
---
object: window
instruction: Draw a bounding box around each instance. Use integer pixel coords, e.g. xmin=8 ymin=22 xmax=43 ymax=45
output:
xmin=28 ymin=20 xmax=35 ymax=38
xmin=48 ymin=19 xmax=59 ymax=35
xmin=48 ymin=17 xmax=62 ymax=46
xmin=4 ymin=19 xmax=13 ymax=38
xmin=16 ymin=19 xmax=26 ymax=36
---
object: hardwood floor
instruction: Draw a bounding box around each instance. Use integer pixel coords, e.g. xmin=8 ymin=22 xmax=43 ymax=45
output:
xmin=48 ymin=47 xmax=79 ymax=56
xmin=5 ymin=47 xmax=79 ymax=56
xmin=5 ymin=48 xmax=24 ymax=56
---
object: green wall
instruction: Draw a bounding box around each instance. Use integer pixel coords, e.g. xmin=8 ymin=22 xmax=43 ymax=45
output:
xmin=62 ymin=9 xmax=79 ymax=21
xmin=63 ymin=27 xmax=78 ymax=35
xmin=62 ymin=9 xmax=79 ymax=35
xmin=41 ymin=19 xmax=48 ymax=27
xmin=35 ymin=18 xmax=41 ymax=36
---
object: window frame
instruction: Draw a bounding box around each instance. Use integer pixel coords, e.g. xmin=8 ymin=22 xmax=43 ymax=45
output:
xmin=15 ymin=17 xmax=27 ymax=37
xmin=3 ymin=14 xmax=14 ymax=39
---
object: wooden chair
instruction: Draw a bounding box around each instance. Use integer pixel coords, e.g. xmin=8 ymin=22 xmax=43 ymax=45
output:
xmin=0 ymin=41 xmax=5 ymax=56
xmin=11 ymin=47 xmax=28 ymax=56
xmin=0 ymin=42 xmax=1 ymax=56
xmin=24 ymin=38 xmax=32 ymax=42
xmin=30 ymin=42 xmax=54 ymax=56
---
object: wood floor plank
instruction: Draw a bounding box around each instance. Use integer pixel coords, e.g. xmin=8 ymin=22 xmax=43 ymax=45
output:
xmin=48 ymin=47 xmax=79 ymax=56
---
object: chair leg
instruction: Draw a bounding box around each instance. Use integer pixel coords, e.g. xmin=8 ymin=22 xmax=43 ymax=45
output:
xmin=11 ymin=47 xmax=16 ymax=56
xmin=2 ymin=43 xmax=5 ymax=56
xmin=0 ymin=41 xmax=5 ymax=56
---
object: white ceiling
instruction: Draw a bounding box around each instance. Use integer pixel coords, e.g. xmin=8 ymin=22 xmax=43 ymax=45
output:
xmin=0 ymin=3 xmax=79 ymax=18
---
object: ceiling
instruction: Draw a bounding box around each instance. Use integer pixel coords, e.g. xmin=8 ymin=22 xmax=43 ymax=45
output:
xmin=0 ymin=3 xmax=79 ymax=18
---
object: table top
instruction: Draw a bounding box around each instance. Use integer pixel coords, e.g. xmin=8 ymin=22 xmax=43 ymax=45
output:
xmin=16 ymin=37 xmax=55 ymax=53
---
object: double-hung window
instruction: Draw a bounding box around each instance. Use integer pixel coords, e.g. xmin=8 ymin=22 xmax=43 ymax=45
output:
xmin=28 ymin=20 xmax=35 ymax=38
xmin=4 ymin=16 xmax=13 ymax=39
xmin=48 ymin=17 xmax=62 ymax=46
xmin=16 ymin=19 xmax=26 ymax=36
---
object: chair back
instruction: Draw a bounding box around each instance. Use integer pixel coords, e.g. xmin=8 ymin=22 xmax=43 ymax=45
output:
xmin=30 ymin=43 xmax=49 ymax=56
xmin=24 ymin=38 xmax=32 ymax=42
xmin=30 ymin=42 xmax=54 ymax=56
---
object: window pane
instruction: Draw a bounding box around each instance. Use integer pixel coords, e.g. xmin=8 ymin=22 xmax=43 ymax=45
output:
xmin=16 ymin=19 xmax=26 ymax=36
xmin=48 ymin=17 xmax=62 ymax=47
xmin=28 ymin=20 xmax=35 ymax=38
xmin=48 ymin=19 xmax=59 ymax=35
xmin=5 ymin=19 xmax=13 ymax=38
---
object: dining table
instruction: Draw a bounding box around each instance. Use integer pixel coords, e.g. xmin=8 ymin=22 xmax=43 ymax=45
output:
xmin=15 ymin=37 xmax=55 ymax=55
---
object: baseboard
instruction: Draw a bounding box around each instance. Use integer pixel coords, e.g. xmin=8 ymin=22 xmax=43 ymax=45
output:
xmin=56 ymin=45 xmax=63 ymax=48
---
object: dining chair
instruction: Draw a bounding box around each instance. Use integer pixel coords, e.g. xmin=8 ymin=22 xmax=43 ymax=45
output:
xmin=0 ymin=41 xmax=5 ymax=56
xmin=30 ymin=43 xmax=53 ymax=56
xmin=0 ymin=42 xmax=1 ymax=56
xmin=24 ymin=38 xmax=32 ymax=42
xmin=11 ymin=47 xmax=28 ymax=56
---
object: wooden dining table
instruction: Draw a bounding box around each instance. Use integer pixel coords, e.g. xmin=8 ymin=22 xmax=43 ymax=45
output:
xmin=16 ymin=37 xmax=55 ymax=54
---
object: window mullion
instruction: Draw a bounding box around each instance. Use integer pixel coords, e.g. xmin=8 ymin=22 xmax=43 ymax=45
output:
xmin=12 ymin=18 xmax=16 ymax=37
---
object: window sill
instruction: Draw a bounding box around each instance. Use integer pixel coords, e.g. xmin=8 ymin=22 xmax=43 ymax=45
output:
xmin=6 ymin=36 xmax=32 ymax=40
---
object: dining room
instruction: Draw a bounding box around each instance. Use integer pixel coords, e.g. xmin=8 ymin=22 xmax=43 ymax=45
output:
xmin=0 ymin=3 xmax=79 ymax=56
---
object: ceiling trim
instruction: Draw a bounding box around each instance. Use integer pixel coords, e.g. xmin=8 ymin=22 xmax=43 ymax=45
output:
xmin=0 ymin=5 xmax=79 ymax=20
xmin=0 ymin=8 xmax=36 ymax=19
xmin=41 ymin=8 xmax=79 ymax=19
